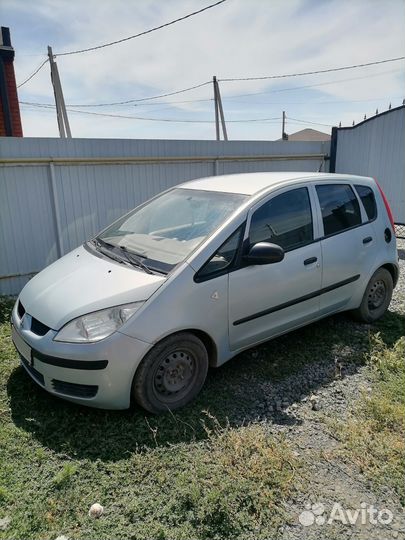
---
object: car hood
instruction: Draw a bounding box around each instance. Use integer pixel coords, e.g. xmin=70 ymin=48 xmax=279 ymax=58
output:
xmin=19 ymin=245 xmax=166 ymax=330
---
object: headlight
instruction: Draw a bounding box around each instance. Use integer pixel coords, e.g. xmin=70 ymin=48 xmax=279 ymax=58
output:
xmin=54 ymin=302 xmax=144 ymax=343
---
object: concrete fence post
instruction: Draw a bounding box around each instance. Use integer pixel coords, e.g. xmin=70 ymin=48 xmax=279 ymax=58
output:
xmin=48 ymin=161 xmax=64 ymax=258
xmin=213 ymin=159 xmax=219 ymax=176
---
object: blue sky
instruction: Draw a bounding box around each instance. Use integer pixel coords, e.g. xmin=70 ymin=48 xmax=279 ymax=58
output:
xmin=1 ymin=0 xmax=404 ymax=139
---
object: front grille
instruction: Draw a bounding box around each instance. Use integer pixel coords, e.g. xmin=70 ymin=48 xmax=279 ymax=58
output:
xmin=20 ymin=355 xmax=45 ymax=386
xmin=17 ymin=301 xmax=25 ymax=319
xmin=51 ymin=379 xmax=98 ymax=399
xmin=16 ymin=301 xmax=50 ymax=336
xmin=30 ymin=317 xmax=50 ymax=336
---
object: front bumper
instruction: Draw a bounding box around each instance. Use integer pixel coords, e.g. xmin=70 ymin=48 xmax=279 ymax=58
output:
xmin=11 ymin=302 xmax=151 ymax=409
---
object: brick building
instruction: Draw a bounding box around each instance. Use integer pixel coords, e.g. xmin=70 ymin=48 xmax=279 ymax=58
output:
xmin=0 ymin=26 xmax=23 ymax=137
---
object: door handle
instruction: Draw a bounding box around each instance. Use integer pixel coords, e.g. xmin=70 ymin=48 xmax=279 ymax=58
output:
xmin=363 ymin=236 xmax=373 ymax=244
xmin=304 ymin=257 xmax=318 ymax=265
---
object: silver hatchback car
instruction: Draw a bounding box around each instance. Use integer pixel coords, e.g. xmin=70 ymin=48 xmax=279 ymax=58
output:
xmin=11 ymin=172 xmax=399 ymax=413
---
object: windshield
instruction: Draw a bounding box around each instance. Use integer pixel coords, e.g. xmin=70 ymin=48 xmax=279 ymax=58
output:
xmin=97 ymin=188 xmax=247 ymax=273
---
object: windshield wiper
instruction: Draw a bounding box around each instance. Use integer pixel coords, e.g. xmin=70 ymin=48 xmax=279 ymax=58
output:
xmin=118 ymin=246 xmax=153 ymax=275
xmin=91 ymin=238 xmax=126 ymax=264
xmin=92 ymin=237 xmax=115 ymax=251
xmin=91 ymin=238 xmax=165 ymax=275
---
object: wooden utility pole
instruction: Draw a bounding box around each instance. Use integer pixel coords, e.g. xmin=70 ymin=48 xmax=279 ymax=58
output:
xmin=216 ymin=79 xmax=228 ymax=141
xmin=213 ymin=76 xmax=220 ymax=141
xmin=282 ymin=110 xmax=288 ymax=140
xmin=213 ymin=76 xmax=228 ymax=141
xmin=48 ymin=46 xmax=71 ymax=138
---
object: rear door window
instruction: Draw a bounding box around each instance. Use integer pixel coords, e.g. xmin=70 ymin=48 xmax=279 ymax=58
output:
xmin=354 ymin=184 xmax=377 ymax=221
xmin=316 ymin=184 xmax=361 ymax=236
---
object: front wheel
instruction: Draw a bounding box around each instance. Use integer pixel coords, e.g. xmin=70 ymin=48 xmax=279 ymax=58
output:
xmin=351 ymin=268 xmax=393 ymax=323
xmin=132 ymin=332 xmax=208 ymax=414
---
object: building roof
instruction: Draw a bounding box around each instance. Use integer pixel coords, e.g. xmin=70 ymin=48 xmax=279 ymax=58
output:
xmin=285 ymin=128 xmax=331 ymax=141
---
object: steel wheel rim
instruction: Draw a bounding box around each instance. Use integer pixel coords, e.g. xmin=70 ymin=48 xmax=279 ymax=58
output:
xmin=368 ymin=279 xmax=386 ymax=311
xmin=153 ymin=349 xmax=196 ymax=402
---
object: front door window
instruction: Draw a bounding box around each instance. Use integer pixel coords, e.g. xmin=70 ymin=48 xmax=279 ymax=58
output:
xmin=249 ymin=187 xmax=313 ymax=251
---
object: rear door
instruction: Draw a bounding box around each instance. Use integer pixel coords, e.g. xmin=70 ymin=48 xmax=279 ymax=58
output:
xmin=228 ymin=184 xmax=322 ymax=351
xmin=314 ymin=182 xmax=377 ymax=315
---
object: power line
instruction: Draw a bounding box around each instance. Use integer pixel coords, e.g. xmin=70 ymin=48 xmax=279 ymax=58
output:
xmin=286 ymin=122 xmax=332 ymax=129
xmin=67 ymin=81 xmax=212 ymax=106
xmin=219 ymin=56 xmax=405 ymax=82
xmin=18 ymin=76 xmax=211 ymax=104
xmin=286 ymin=116 xmax=333 ymax=127
xmin=225 ymin=95 xmax=403 ymax=106
xmin=219 ymin=68 xmax=401 ymax=100
xmin=20 ymin=104 xmax=344 ymax=129
xmin=20 ymin=99 xmax=197 ymax=115
xmin=19 ymin=72 xmax=399 ymax=135
xmin=20 ymin=103 xmax=281 ymax=123
xmin=15 ymin=1 xmax=226 ymax=88
xmin=67 ymin=110 xmax=280 ymax=123
xmin=26 ymin=96 xmax=402 ymax=129
xmin=17 ymin=58 xmax=48 ymax=88
xmin=54 ymin=0 xmax=228 ymax=56
xmin=19 ymin=64 xmax=399 ymax=110
xmin=114 ymin=94 xmax=403 ymax=109
xmin=53 ymin=91 xmax=405 ymax=110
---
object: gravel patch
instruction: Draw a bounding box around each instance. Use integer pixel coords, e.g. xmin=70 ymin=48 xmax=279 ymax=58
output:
xmin=238 ymin=239 xmax=405 ymax=540
xmin=237 ymin=239 xmax=404 ymax=419
xmin=391 ymin=238 xmax=405 ymax=313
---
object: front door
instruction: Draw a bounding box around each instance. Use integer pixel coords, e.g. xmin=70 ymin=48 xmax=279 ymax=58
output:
xmin=228 ymin=185 xmax=322 ymax=351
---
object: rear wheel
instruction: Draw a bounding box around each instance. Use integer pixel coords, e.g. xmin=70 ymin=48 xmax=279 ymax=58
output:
xmin=132 ymin=332 xmax=208 ymax=414
xmin=351 ymin=268 xmax=393 ymax=323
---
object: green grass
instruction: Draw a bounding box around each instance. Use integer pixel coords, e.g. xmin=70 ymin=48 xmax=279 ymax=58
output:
xmin=0 ymin=296 xmax=300 ymax=539
xmin=0 ymin=294 xmax=404 ymax=539
xmin=329 ymin=333 xmax=405 ymax=504
xmin=0 ymin=417 xmax=296 ymax=539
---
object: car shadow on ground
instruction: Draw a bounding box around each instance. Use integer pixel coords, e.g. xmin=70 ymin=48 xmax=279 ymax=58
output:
xmin=7 ymin=310 xmax=404 ymax=462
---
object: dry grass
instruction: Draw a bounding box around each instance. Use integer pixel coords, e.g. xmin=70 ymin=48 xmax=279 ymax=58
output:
xmin=331 ymin=335 xmax=405 ymax=504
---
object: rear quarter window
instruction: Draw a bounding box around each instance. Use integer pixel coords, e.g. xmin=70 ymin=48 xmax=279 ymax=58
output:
xmin=354 ymin=184 xmax=377 ymax=221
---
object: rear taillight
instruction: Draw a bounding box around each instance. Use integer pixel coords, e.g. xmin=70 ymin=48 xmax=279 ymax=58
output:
xmin=375 ymin=179 xmax=395 ymax=230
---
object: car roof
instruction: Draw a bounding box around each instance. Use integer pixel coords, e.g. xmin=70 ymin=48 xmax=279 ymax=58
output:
xmin=179 ymin=172 xmax=374 ymax=196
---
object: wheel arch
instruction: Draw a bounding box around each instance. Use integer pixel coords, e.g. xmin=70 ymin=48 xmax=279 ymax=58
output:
xmin=139 ymin=328 xmax=218 ymax=369
xmin=381 ymin=263 xmax=399 ymax=288
xmin=186 ymin=329 xmax=218 ymax=367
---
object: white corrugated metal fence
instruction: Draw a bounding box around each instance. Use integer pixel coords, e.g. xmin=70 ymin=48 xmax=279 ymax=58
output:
xmin=0 ymin=138 xmax=329 ymax=295
xmin=332 ymin=105 xmax=405 ymax=223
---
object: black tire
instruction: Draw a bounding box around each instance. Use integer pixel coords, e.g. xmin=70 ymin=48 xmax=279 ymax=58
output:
xmin=132 ymin=332 xmax=208 ymax=414
xmin=351 ymin=268 xmax=393 ymax=323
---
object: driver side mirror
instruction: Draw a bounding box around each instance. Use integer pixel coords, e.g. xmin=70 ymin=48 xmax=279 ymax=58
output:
xmin=243 ymin=242 xmax=285 ymax=265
